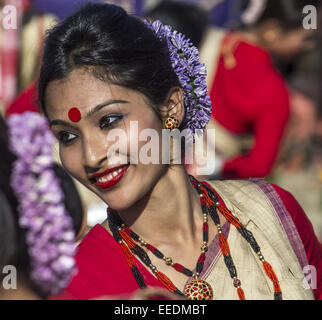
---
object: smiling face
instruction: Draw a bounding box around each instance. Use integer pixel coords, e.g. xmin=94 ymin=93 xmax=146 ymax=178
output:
xmin=45 ymin=68 xmax=169 ymax=210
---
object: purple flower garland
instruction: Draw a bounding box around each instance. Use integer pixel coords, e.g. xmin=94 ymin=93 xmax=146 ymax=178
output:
xmin=8 ymin=112 xmax=76 ymax=296
xmin=144 ymin=20 xmax=213 ymax=137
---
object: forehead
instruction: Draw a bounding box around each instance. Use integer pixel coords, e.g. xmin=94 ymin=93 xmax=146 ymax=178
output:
xmin=45 ymin=68 xmax=142 ymax=120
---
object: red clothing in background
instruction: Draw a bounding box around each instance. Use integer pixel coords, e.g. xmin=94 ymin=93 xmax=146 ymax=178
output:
xmin=51 ymin=183 xmax=321 ymax=300
xmin=211 ymin=34 xmax=290 ymax=179
xmin=5 ymin=82 xmax=39 ymax=117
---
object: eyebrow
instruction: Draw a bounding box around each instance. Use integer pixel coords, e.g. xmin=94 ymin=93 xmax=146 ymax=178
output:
xmin=49 ymin=99 xmax=128 ymax=128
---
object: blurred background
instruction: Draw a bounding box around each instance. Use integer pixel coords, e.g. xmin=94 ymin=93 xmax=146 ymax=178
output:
xmin=1 ymin=0 xmax=321 ymax=241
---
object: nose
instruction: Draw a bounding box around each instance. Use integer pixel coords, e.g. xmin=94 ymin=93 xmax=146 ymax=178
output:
xmin=82 ymin=131 xmax=107 ymax=173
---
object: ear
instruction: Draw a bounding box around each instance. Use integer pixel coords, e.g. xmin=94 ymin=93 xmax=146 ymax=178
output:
xmin=160 ymin=87 xmax=185 ymax=124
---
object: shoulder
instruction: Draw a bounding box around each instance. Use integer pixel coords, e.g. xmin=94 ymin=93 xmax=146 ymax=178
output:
xmin=220 ymin=33 xmax=286 ymax=84
xmin=220 ymin=33 xmax=271 ymax=68
xmin=205 ymin=179 xmax=306 ymax=222
xmin=204 ymin=179 xmax=307 ymax=233
xmin=205 ymin=178 xmax=268 ymax=203
xmin=205 ymin=179 xmax=321 ymax=299
xmin=51 ymin=224 xmax=125 ymax=299
xmin=75 ymin=224 xmax=124 ymax=272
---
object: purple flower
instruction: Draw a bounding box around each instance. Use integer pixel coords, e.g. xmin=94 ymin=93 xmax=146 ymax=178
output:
xmin=8 ymin=112 xmax=76 ymax=297
xmin=145 ymin=20 xmax=213 ymax=138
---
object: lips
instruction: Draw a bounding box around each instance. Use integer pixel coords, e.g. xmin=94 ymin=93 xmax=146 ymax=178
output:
xmin=90 ymin=164 xmax=130 ymax=189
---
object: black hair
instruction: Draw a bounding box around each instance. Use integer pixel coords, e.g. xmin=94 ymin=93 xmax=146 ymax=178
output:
xmin=0 ymin=191 xmax=16 ymax=272
xmin=145 ymin=0 xmax=209 ymax=48
xmin=242 ymin=0 xmax=321 ymax=30
xmin=52 ymin=164 xmax=84 ymax=236
xmin=38 ymin=3 xmax=180 ymax=117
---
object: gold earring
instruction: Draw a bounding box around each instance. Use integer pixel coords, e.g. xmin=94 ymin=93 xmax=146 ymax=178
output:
xmin=164 ymin=116 xmax=179 ymax=130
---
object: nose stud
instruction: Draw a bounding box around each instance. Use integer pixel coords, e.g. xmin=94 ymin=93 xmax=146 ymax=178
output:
xmin=68 ymin=107 xmax=81 ymax=122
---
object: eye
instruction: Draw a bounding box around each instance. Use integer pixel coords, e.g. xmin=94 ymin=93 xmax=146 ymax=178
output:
xmin=57 ymin=131 xmax=77 ymax=145
xmin=99 ymin=114 xmax=123 ymax=129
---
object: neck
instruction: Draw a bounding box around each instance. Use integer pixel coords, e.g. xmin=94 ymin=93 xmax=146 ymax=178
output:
xmin=117 ymin=166 xmax=203 ymax=248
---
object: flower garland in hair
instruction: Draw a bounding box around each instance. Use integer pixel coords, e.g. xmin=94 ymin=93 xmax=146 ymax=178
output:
xmin=8 ymin=112 xmax=76 ymax=296
xmin=144 ymin=20 xmax=212 ymax=137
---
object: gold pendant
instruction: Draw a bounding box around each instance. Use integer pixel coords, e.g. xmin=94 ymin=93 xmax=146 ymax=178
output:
xmin=184 ymin=279 xmax=213 ymax=300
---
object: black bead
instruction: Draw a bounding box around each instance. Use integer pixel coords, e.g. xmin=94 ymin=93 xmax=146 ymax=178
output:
xmin=108 ymin=220 xmax=122 ymax=243
xmin=238 ymin=225 xmax=261 ymax=253
xmin=132 ymin=246 xmax=151 ymax=266
xmin=153 ymin=248 xmax=164 ymax=259
xmin=274 ymin=292 xmax=283 ymax=300
xmin=203 ymin=231 xmax=208 ymax=243
xmin=200 ymin=182 xmax=219 ymax=203
xmin=196 ymin=262 xmax=204 ymax=274
xmin=182 ymin=268 xmax=193 ymax=277
xmin=208 ymin=206 xmax=220 ymax=225
xmin=223 ymin=254 xmax=237 ymax=278
xmin=201 ymin=203 xmax=208 ymax=214
xmin=130 ymin=230 xmax=140 ymax=241
xmin=108 ymin=212 xmax=123 ymax=226
xmin=174 ymin=289 xmax=185 ymax=297
xmin=131 ymin=265 xmax=147 ymax=288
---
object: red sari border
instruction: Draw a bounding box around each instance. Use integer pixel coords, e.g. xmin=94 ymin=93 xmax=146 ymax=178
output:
xmin=250 ymin=178 xmax=309 ymax=270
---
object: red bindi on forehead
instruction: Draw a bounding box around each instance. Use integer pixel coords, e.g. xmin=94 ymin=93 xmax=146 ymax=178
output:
xmin=68 ymin=107 xmax=82 ymax=122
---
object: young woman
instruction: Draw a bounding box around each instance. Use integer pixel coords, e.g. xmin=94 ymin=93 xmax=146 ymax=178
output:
xmin=39 ymin=3 xmax=321 ymax=300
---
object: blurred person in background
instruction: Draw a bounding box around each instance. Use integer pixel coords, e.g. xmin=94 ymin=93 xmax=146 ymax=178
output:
xmin=272 ymin=71 xmax=322 ymax=241
xmin=0 ymin=0 xmax=56 ymax=115
xmin=148 ymin=0 xmax=321 ymax=180
xmin=32 ymin=0 xmax=142 ymax=21
xmin=146 ymin=0 xmax=210 ymax=49
xmin=205 ymin=0 xmax=321 ymax=180
xmin=4 ymin=1 xmax=113 ymax=234
xmin=270 ymin=9 xmax=322 ymax=240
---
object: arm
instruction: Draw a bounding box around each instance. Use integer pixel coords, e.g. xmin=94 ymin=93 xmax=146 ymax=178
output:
xmin=222 ymin=81 xmax=290 ymax=179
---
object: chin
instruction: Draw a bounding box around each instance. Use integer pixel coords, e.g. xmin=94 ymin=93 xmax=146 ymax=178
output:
xmin=101 ymin=186 xmax=139 ymax=211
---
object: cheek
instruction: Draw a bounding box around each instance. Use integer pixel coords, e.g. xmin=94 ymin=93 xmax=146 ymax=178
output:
xmin=59 ymin=144 xmax=83 ymax=180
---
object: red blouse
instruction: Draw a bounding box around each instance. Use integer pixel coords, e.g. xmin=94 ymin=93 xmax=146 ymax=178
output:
xmin=51 ymin=183 xmax=321 ymax=300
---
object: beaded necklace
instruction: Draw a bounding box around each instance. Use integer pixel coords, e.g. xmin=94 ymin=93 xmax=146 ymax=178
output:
xmin=107 ymin=176 xmax=282 ymax=300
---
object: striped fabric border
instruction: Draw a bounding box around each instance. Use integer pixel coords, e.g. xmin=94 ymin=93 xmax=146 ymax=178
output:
xmin=251 ymin=178 xmax=309 ymax=270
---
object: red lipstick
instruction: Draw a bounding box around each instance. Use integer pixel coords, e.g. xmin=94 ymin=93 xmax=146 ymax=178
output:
xmin=90 ymin=164 xmax=130 ymax=189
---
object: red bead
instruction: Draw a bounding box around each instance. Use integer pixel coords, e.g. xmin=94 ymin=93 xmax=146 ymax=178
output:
xmin=123 ymin=227 xmax=131 ymax=235
xmin=173 ymin=263 xmax=184 ymax=272
xmin=197 ymin=253 xmax=206 ymax=263
xmin=146 ymin=244 xmax=157 ymax=253
xmin=233 ymin=278 xmax=241 ymax=288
